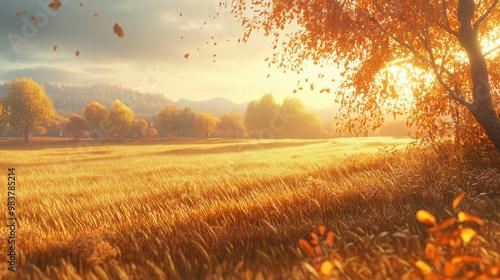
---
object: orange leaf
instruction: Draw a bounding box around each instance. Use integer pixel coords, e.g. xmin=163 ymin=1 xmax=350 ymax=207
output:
xmin=310 ymin=233 xmax=319 ymax=245
xmin=319 ymin=226 xmax=326 ymax=236
xmin=426 ymin=218 xmax=457 ymax=232
xmin=53 ymin=45 xmax=58 ymax=51
xmin=48 ymin=0 xmax=62 ymax=11
xmin=314 ymin=245 xmax=322 ymax=256
xmin=458 ymin=212 xmax=484 ymax=226
xmin=79 ymin=3 xmax=83 ymax=6
xmin=299 ymin=239 xmax=314 ymax=256
xmin=326 ymin=231 xmax=334 ymax=247
xmin=444 ymin=260 xmax=463 ymax=277
xmin=12 ymin=11 xmax=27 ymax=22
xmin=94 ymin=13 xmax=98 ymax=17
xmin=452 ymin=255 xmax=485 ymax=264
xmin=32 ymin=16 xmax=39 ymax=26
xmin=425 ymin=242 xmax=439 ymax=264
xmin=459 ymin=228 xmax=476 ymax=243
xmin=184 ymin=53 xmax=190 ymax=58
xmin=416 ymin=210 xmax=436 ymax=225
xmin=453 ymin=192 xmax=466 ymax=210
xmin=113 ymin=23 xmax=124 ymax=38
xmin=75 ymin=50 xmax=80 ymax=57
xmin=180 ymin=13 xmax=182 ymax=16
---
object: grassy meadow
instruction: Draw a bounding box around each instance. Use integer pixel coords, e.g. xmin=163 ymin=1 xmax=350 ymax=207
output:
xmin=0 ymin=137 xmax=499 ymax=279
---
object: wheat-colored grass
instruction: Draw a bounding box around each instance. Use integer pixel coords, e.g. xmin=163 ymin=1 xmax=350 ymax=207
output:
xmin=0 ymin=137 xmax=498 ymax=279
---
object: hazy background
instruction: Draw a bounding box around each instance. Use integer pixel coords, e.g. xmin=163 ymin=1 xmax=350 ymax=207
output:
xmin=0 ymin=0 xmax=343 ymax=109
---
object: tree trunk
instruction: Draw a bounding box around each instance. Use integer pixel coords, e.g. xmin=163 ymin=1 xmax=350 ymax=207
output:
xmin=457 ymin=0 xmax=500 ymax=150
xmin=24 ymin=128 xmax=29 ymax=144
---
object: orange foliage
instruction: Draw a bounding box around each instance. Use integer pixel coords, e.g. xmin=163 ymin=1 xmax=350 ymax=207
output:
xmin=225 ymin=0 xmax=500 ymax=147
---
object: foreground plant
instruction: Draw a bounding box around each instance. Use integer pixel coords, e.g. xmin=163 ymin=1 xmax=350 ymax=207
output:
xmin=298 ymin=193 xmax=500 ymax=279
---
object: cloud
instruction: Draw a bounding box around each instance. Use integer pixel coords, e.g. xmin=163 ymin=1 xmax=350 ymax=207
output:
xmin=0 ymin=0 xmax=341 ymax=109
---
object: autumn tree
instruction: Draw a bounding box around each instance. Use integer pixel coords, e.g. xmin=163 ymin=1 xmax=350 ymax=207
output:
xmin=0 ymin=104 xmax=9 ymax=135
xmin=129 ymin=119 xmax=148 ymax=138
xmin=34 ymin=126 xmax=47 ymax=136
xmin=227 ymin=0 xmax=500 ymax=149
xmin=278 ymin=97 xmax=324 ymax=138
xmin=45 ymin=115 xmax=69 ymax=137
xmin=218 ymin=113 xmax=247 ymax=139
xmin=157 ymin=105 xmax=196 ymax=137
xmin=1 ymin=77 xmax=55 ymax=143
xmin=65 ymin=114 xmax=87 ymax=140
xmin=145 ymin=127 xmax=159 ymax=138
xmin=83 ymin=101 xmax=108 ymax=135
xmin=244 ymin=93 xmax=280 ymax=136
xmin=108 ymin=99 xmax=134 ymax=139
xmin=194 ymin=113 xmax=218 ymax=139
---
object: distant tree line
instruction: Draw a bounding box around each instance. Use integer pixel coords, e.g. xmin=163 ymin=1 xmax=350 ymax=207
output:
xmin=0 ymin=78 xmax=332 ymax=143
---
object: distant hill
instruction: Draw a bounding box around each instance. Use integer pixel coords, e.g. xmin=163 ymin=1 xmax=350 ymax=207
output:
xmin=175 ymin=97 xmax=248 ymax=117
xmin=0 ymin=83 xmax=173 ymax=118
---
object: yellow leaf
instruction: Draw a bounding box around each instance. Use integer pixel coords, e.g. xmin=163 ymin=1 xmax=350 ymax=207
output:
xmin=459 ymin=228 xmax=476 ymax=243
xmin=319 ymin=261 xmax=334 ymax=277
xmin=415 ymin=260 xmax=432 ymax=275
xmin=458 ymin=212 xmax=484 ymax=225
xmin=416 ymin=210 xmax=436 ymax=225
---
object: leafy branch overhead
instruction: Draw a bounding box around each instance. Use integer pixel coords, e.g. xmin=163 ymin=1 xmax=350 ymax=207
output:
xmin=221 ymin=0 xmax=500 ymax=149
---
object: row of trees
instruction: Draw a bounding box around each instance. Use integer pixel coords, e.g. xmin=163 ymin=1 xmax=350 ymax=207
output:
xmin=0 ymin=78 xmax=329 ymax=143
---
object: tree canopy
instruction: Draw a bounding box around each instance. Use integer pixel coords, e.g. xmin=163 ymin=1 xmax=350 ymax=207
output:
xmin=194 ymin=113 xmax=219 ymax=139
xmin=227 ymin=0 xmax=500 ymax=149
xmin=108 ymin=99 xmax=134 ymax=139
xmin=218 ymin=113 xmax=247 ymax=139
xmin=1 ymin=77 xmax=55 ymax=143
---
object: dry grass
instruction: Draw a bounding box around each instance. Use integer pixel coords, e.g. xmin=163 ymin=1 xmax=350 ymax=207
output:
xmin=0 ymin=137 xmax=498 ymax=279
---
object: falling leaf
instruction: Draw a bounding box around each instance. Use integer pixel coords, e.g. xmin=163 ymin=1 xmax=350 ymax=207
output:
xmin=416 ymin=210 xmax=436 ymax=225
xmin=53 ymin=45 xmax=58 ymax=51
xmin=86 ymin=28 xmax=90 ymax=31
xmin=12 ymin=11 xmax=27 ymax=22
xmin=266 ymin=74 xmax=270 ymax=78
xmin=32 ymin=16 xmax=38 ymax=26
xmin=213 ymin=54 xmax=216 ymax=57
xmin=113 ymin=23 xmax=124 ymax=38
xmin=48 ymin=0 xmax=62 ymax=11
xmin=293 ymin=89 xmax=297 ymax=93
xmin=94 ymin=13 xmax=98 ymax=17
xmin=326 ymin=231 xmax=334 ymax=247
xmin=75 ymin=50 xmax=80 ymax=57
xmin=184 ymin=53 xmax=190 ymax=59
xmin=298 ymin=239 xmax=314 ymax=256
xmin=310 ymin=83 xmax=314 ymax=90
xmin=458 ymin=212 xmax=484 ymax=225
xmin=319 ymin=261 xmax=334 ymax=277
xmin=181 ymin=36 xmax=183 ymax=39
xmin=453 ymin=192 xmax=466 ymax=210
xmin=459 ymin=228 xmax=476 ymax=243
xmin=415 ymin=260 xmax=432 ymax=275
xmin=426 ymin=217 xmax=457 ymax=232
xmin=180 ymin=13 xmax=182 ymax=16
xmin=213 ymin=60 xmax=216 ymax=62
xmin=79 ymin=3 xmax=83 ymax=7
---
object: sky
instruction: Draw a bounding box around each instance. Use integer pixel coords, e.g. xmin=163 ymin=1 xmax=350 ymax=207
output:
xmin=0 ymin=0 xmax=343 ymax=109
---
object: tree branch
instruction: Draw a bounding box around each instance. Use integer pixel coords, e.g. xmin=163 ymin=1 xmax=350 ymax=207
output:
xmin=442 ymin=0 xmax=459 ymax=37
xmin=484 ymin=44 xmax=500 ymax=56
xmin=473 ymin=0 xmax=499 ymax=31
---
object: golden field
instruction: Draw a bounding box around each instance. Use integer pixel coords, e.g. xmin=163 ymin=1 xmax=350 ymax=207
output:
xmin=0 ymin=137 xmax=499 ymax=280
